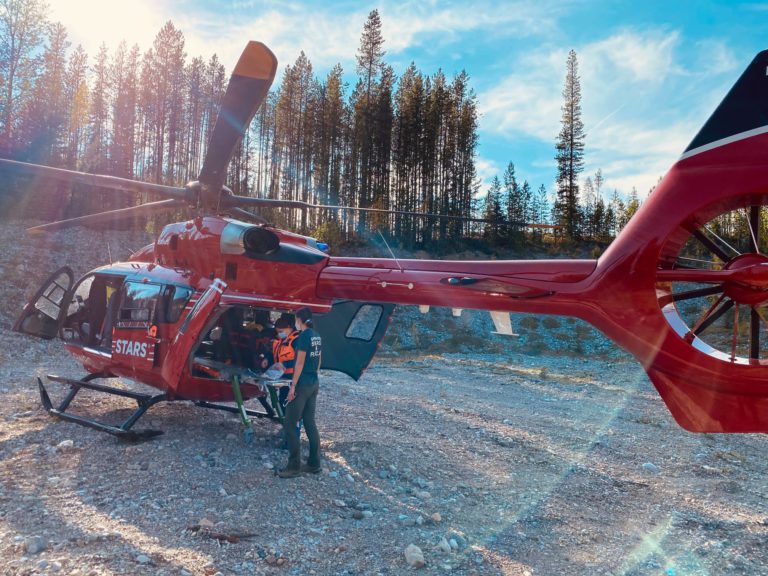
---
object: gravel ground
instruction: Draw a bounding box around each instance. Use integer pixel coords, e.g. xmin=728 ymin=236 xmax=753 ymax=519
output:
xmin=1 ymin=221 xmax=767 ymax=576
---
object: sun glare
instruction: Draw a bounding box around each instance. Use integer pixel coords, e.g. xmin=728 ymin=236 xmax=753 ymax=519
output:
xmin=47 ymin=0 xmax=171 ymax=55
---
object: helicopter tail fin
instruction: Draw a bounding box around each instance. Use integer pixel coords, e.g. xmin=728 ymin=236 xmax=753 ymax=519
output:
xmin=681 ymin=49 xmax=768 ymax=160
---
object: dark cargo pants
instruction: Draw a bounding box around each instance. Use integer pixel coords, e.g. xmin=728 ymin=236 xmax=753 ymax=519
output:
xmin=283 ymin=380 xmax=320 ymax=471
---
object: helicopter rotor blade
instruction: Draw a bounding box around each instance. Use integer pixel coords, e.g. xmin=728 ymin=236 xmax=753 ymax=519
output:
xmin=224 ymin=206 xmax=268 ymax=225
xmin=223 ymin=195 xmax=555 ymax=229
xmin=27 ymin=199 xmax=188 ymax=234
xmin=197 ymin=42 xmax=277 ymax=198
xmin=0 ymin=158 xmax=190 ymax=201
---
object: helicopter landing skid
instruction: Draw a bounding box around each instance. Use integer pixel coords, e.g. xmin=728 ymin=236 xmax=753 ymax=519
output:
xmin=38 ymin=375 xmax=166 ymax=441
xmin=193 ymin=401 xmax=279 ymax=421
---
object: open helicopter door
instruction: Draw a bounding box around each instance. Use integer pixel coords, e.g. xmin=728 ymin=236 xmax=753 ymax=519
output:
xmin=13 ymin=266 xmax=74 ymax=340
xmin=161 ymin=279 xmax=228 ymax=392
xmin=314 ymin=301 xmax=395 ymax=380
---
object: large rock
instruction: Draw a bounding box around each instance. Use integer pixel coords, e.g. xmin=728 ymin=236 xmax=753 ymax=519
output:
xmin=404 ymin=544 xmax=426 ymax=568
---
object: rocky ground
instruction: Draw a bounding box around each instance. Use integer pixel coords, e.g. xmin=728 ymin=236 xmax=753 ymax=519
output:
xmin=1 ymin=221 xmax=767 ymax=576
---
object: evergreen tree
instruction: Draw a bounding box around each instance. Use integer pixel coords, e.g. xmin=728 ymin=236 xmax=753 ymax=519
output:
xmin=608 ymin=189 xmax=624 ymax=235
xmin=452 ymin=70 xmax=478 ymax=241
xmin=392 ymin=62 xmax=424 ymax=245
xmin=19 ymin=21 xmax=69 ymax=164
xmin=621 ymin=186 xmax=640 ymax=229
xmin=110 ymin=41 xmax=139 ymax=180
xmin=482 ymin=176 xmax=504 ymax=244
xmin=314 ymin=64 xmax=346 ymax=212
xmin=86 ymin=43 xmax=110 ymax=175
xmin=370 ymin=64 xmax=394 ymax=231
xmin=554 ymin=49 xmax=585 ymax=240
xmin=593 ymin=195 xmax=607 ymax=241
xmin=0 ymin=0 xmax=48 ymax=152
xmin=520 ymin=180 xmax=532 ymax=223
xmin=503 ymin=161 xmax=520 ymax=229
xmin=353 ymin=9 xmax=385 ymax=233
xmin=581 ymin=175 xmax=595 ymax=239
xmin=64 ymin=44 xmax=88 ymax=169
xmin=530 ymin=183 xmax=549 ymax=242
xmin=183 ymin=55 xmax=206 ymax=181
xmin=150 ymin=21 xmax=186 ymax=183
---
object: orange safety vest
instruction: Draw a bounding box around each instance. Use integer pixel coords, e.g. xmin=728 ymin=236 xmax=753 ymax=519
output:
xmin=272 ymin=331 xmax=299 ymax=375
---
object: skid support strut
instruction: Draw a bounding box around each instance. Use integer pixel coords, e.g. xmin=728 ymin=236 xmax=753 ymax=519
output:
xmin=194 ymin=375 xmax=279 ymax=444
xmin=39 ymin=374 xmax=166 ymax=441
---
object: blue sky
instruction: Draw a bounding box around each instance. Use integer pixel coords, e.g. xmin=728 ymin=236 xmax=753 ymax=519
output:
xmin=48 ymin=0 xmax=768 ymax=202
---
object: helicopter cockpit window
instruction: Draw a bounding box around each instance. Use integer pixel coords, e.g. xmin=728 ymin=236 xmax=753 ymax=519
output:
xmin=166 ymin=286 xmax=193 ymax=323
xmin=60 ymin=274 xmax=124 ymax=348
xmin=345 ymin=304 xmax=384 ymax=341
xmin=119 ymin=282 xmax=162 ymax=327
xmin=32 ymin=270 xmax=71 ymax=320
xmin=65 ymin=275 xmax=95 ymax=317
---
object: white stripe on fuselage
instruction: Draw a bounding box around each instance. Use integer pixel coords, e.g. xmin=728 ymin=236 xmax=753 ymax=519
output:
xmin=680 ymin=125 xmax=768 ymax=161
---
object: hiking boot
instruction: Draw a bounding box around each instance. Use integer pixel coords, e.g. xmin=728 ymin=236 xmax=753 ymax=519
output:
xmin=277 ymin=467 xmax=302 ymax=479
xmin=301 ymin=463 xmax=321 ymax=474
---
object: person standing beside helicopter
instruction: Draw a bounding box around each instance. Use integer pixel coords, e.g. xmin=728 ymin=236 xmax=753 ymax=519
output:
xmin=278 ymin=307 xmax=322 ymax=478
xmin=272 ymin=316 xmax=299 ymax=412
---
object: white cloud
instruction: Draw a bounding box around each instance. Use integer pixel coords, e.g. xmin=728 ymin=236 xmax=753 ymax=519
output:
xmin=177 ymin=0 xmax=565 ymax=73
xmin=475 ymin=155 xmax=502 ymax=193
xmin=580 ymin=29 xmax=680 ymax=85
xmin=691 ymin=39 xmax=739 ymax=76
xmin=177 ymin=9 xmax=365 ymax=71
xmin=48 ymin=0 xmax=173 ymax=56
xmin=478 ymin=28 xmax=733 ymax=197
xmin=380 ymin=0 xmax=561 ymax=53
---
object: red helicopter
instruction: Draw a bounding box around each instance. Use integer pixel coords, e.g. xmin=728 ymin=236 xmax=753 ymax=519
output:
xmin=6 ymin=41 xmax=768 ymax=439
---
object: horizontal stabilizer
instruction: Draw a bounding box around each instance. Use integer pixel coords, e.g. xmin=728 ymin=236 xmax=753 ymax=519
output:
xmin=490 ymin=311 xmax=519 ymax=337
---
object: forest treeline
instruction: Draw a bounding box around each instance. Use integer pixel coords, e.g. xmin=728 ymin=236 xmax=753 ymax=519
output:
xmin=0 ymin=1 xmax=644 ymax=252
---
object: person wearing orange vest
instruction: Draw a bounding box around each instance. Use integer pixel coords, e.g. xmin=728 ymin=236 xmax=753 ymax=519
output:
xmin=272 ymin=316 xmax=301 ymax=428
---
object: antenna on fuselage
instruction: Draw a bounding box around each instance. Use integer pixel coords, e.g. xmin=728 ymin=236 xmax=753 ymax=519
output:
xmin=378 ymin=230 xmax=403 ymax=273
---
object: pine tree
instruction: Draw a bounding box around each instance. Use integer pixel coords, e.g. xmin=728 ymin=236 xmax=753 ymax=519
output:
xmin=150 ymin=21 xmax=186 ymax=183
xmin=313 ymin=64 xmax=345 ymax=218
xmin=371 ymin=64 xmax=394 ymax=232
xmin=452 ymin=70 xmax=478 ymax=241
xmin=392 ymin=62 xmax=425 ymax=246
xmin=19 ymin=21 xmax=69 ymax=164
xmin=183 ymin=55 xmax=206 ymax=181
xmin=86 ymin=43 xmax=110 ymax=175
xmin=0 ymin=0 xmax=48 ymax=152
xmin=353 ymin=9 xmax=385 ymax=233
xmin=110 ymin=41 xmax=139 ymax=180
xmin=482 ymin=176 xmax=504 ymax=244
xmin=582 ymin=175 xmax=595 ymax=239
xmin=608 ymin=189 xmax=624 ymax=235
xmin=529 ymin=183 xmax=548 ymax=242
xmin=554 ymin=49 xmax=585 ymax=240
xmin=64 ymin=44 xmax=88 ymax=169
xmin=502 ymin=162 xmax=523 ymax=244
xmin=622 ymin=187 xmax=640 ymax=229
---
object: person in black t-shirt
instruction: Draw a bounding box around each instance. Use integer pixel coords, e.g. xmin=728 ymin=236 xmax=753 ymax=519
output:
xmin=278 ymin=306 xmax=322 ymax=478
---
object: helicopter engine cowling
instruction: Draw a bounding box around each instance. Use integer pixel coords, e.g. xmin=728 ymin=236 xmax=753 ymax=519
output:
xmin=221 ymin=221 xmax=279 ymax=255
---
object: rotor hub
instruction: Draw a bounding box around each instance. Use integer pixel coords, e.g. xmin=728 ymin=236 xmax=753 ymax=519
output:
xmin=723 ymin=253 xmax=768 ymax=305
